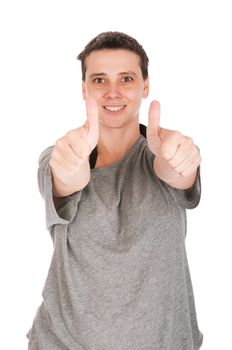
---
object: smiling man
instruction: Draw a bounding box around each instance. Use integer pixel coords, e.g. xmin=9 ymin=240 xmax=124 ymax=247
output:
xmin=27 ymin=32 xmax=203 ymax=350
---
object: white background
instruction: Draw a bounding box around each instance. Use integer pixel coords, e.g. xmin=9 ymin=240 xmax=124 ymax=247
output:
xmin=0 ymin=0 xmax=231 ymax=349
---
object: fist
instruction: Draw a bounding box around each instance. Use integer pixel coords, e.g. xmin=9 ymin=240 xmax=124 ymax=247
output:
xmin=147 ymin=101 xmax=201 ymax=177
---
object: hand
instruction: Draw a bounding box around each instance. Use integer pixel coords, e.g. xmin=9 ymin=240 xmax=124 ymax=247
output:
xmin=147 ymin=100 xmax=201 ymax=178
xmin=49 ymin=97 xmax=99 ymax=185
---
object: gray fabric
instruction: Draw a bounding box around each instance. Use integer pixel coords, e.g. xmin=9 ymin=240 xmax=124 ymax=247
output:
xmin=27 ymin=135 xmax=203 ymax=350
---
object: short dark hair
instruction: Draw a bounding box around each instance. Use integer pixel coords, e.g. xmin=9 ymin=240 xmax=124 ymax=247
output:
xmin=77 ymin=31 xmax=149 ymax=81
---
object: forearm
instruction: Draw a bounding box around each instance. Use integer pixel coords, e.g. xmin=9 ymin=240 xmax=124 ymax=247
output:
xmin=153 ymin=157 xmax=197 ymax=190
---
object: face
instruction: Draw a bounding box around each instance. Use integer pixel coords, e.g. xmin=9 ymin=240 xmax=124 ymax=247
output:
xmin=82 ymin=49 xmax=149 ymax=128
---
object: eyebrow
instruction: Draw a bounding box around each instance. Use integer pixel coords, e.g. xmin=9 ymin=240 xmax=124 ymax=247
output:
xmin=89 ymin=71 xmax=138 ymax=79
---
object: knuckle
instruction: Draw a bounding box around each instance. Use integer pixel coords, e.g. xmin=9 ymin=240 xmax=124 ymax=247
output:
xmin=186 ymin=136 xmax=193 ymax=145
xmin=66 ymin=129 xmax=77 ymax=138
xmin=55 ymin=139 xmax=63 ymax=148
xmin=171 ymin=130 xmax=181 ymax=138
xmin=51 ymin=148 xmax=58 ymax=159
xmin=65 ymin=131 xmax=74 ymax=144
xmin=160 ymin=146 xmax=171 ymax=160
xmin=49 ymin=157 xmax=58 ymax=170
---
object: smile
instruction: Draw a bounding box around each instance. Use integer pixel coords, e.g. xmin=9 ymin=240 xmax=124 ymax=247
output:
xmin=103 ymin=105 xmax=126 ymax=112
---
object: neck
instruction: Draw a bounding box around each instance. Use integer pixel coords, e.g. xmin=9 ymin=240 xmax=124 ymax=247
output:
xmin=96 ymin=121 xmax=140 ymax=167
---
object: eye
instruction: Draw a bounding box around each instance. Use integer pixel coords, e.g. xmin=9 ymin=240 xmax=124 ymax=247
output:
xmin=93 ymin=77 xmax=105 ymax=84
xmin=122 ymin=76 xmax=134 ymax=83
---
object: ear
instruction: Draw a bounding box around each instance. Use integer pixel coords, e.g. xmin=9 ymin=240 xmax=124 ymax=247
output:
xmin=143 ymin=78 xmax=149 ymax=98
xmin=82 ymin=81 xmax=87 ymax=100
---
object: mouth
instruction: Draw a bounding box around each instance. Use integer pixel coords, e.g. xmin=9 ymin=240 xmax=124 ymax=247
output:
xmin=103 ymin=105 xmax=126 ymax=112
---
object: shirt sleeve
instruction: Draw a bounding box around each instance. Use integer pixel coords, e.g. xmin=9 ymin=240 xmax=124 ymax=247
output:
xmin=37 ymin=146 xmax=82 ymax=231
xmin=165 ymin=166 xmax=201 ymax=209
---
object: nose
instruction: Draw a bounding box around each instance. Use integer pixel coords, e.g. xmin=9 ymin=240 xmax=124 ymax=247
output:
xmin=104 ymin=82 xmax=123 ymax=99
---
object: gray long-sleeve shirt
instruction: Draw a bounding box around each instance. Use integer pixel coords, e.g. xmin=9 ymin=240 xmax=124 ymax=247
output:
xmin=27 ymin=135 xmax=203 ymax=350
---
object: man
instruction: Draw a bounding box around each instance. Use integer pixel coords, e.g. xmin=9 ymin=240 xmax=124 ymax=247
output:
xmin=27 ymin=32 xmax=203 ymax=349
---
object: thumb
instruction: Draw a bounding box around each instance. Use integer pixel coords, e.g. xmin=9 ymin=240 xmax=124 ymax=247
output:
xmin=148 ymin=100 xmax=161 ymax=134
xmin=86 ymin=97 xmax=99 ymax=128
xmin=84 ymin=97 xmax=99 ymax=149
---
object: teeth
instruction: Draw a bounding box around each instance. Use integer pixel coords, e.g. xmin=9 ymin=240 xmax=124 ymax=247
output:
xmin=104 ymin=105 xmax=125 ymax=112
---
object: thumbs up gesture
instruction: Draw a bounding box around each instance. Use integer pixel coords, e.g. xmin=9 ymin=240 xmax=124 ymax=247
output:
xmin=49 ymin=97 xmax=99 ymax=196
xmin=147 ymin=101 xmax=201 ymax=187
